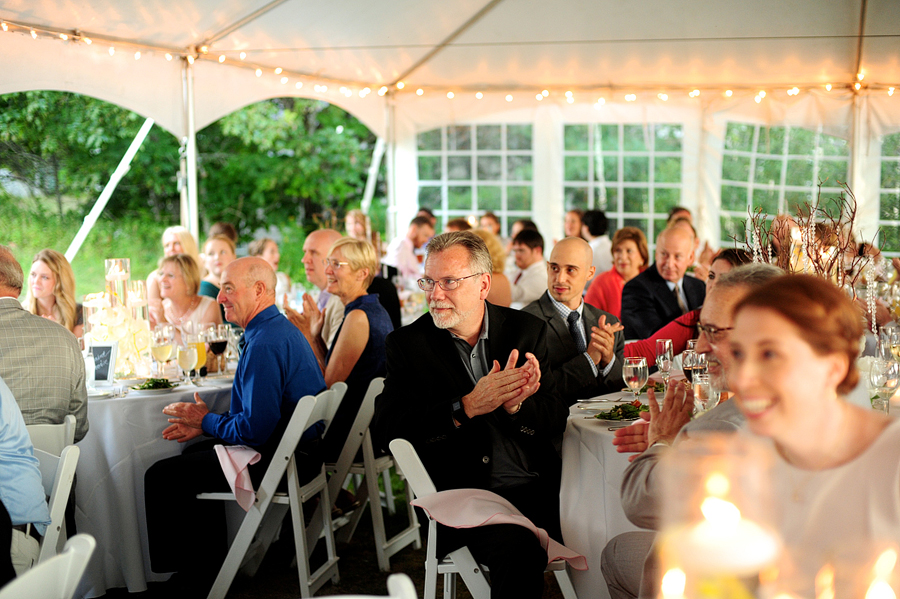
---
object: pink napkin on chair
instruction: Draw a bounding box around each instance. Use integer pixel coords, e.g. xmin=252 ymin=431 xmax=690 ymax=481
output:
xmin=214 ymin=445 xmax=262 ymax=511
xmin=412 ymin=488 xmax=588 ymax=570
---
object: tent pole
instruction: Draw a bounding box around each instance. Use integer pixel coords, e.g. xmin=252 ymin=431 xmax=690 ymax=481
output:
xmin=385 ymin=98 xmax=397 ymax=241
xmin=361 ymin=137 xmax=386 ymax=215
xmin=183 ymin=59 xmax=200 ymax=241
xmin=64 ymin=118 xmax=155 ymax=263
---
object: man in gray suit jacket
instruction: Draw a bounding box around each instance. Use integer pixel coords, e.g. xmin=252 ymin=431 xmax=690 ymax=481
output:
xmin=0 ymin=246 xmax=88 ymax=441
xmin=523 ymin=237 xmax=624 ymax=405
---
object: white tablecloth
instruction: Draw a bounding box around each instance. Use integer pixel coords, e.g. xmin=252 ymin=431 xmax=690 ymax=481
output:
xmin=560 ymin=394 xmax=644 ymax=599
xmin=75 ymin=379 xmax=233 ymax=598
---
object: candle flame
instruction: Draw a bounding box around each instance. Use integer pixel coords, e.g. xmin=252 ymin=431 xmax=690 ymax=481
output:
xmin=815 ymin=564 xmax=835 ymax=599
xmin=866 ymin=580 xmax=896 ymax=599
xmin=704 ymin=472 xmax=730 ymax=497
xmin=700 ymin=496 xmax=740 ymax=528
xmin=661 ymin=568 xmax=686 ymax=598
xmin=874 ymin=549 xmax=898 ymax=579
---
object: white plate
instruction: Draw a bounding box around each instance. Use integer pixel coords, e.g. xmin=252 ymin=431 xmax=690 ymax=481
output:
xmin=88 ymin=390 xmax=113 ymax=399
xmin=117 ymin=377 xmax=147 ymax=386
xmin=129 ymin=386 xmax=182 ymax=396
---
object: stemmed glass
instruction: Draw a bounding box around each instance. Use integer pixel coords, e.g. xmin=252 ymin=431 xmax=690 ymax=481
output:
xmin=869 ymin=358 xmax=900 ymax=414
xmin=208 ymin=324 xmax=230 ymax=375
xmin=176 ymin=344 xmax=198 ymax=386
xmin=622 ymin=357 xmax=649 ymax=403
xmin=152 ymin=324 xmax=175 ymax=377
xmin=655 ymin=339 xmax=673 ymax=385
xmin=682 ymin=350 xmax=696 ymax=383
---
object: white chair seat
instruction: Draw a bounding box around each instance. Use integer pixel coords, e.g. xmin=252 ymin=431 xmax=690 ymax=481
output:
xmin=0 ymin=534 xmax=95 ymax=599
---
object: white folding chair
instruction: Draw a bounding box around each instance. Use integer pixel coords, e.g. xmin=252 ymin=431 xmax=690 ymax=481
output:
xmin=324 ymin=572 xmax=418 ymax=599
xmin=34 ymin=445 xmax=80 ymax=563
xmin=0 ymin=533 xmax=95 ymax=599
xmin=389 ymin=439 xmax=578 ymax=599
xmin=199 ymin=385 xmax=345 ymax=599
xmin=320 ymin=378 xmax=420 ymax=572
xmin=26 ymin=414 xmax=76 ymax=456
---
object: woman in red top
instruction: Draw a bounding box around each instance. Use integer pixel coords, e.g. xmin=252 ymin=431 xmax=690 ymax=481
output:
xmin=585 ymin=227 xmax=648 ymax=318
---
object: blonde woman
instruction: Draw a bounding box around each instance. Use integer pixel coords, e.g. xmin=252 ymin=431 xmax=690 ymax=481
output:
xmin=148 ymin=226 xmax=202 ymax=324
xmin=471 ymin=229 xmax=511 ymax=307
xmin=152 ymin=254 xmax=221 ymax=344
xmin=25 ymin=249 xmax=83 ymax=338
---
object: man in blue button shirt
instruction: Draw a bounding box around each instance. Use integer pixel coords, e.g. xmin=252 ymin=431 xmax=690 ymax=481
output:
xmin=144 ymin=257 xmax=325 ymax=588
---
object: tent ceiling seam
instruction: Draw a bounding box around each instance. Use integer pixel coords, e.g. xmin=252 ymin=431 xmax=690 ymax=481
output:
xmin=391 ymin=0 xmax=507 ymax=86
xmin=855 ymin=0 xmax=868 ymax=77
xmin=201 ymin=0 xmax=293 ymax=47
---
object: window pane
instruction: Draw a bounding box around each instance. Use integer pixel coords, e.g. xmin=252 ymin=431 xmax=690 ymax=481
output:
xmin=724 ymin=123 xmax=754 ymax=152
xmin=598 ymin=125 xmax=619 ymax=152
xmin=882 ymin=160 xmax=900 ymax=189
xmin=418 ymin=156 xmax=441 ymax=181
xmin=596 ymin=156 xmax=618 ymax=182
xmin=623 ymin=218 xmax=648 ymax=237
xmin=755 ymin=159 xmax=782 ymax=185
xmin=883 ymin=133 xmax=900 ymax=158
xmin=623 ymin=125 xmax=648 ymax=151
xmin=821 ymin=134 xmax=849 ymax=157
xmin=757 ymin=127 xmax=786 ymax=155
xmin=447 ymin=156 xmax=471 ymax=180
xmin=818 ymin=159 xmax=848 ymax=186
xmin=623 ymin=157 xmax=649 ymax=182
xmin=507 ymin=186 xmax=532 ymax=211
xmin=507 ymin=155 xmax=533 ymax=181
xmin=418 ymin=186 xmax=441 ymax=209
xmin=722 ymin=155 xmax=750 ymax=182
xmin=881 ymin=192 xmax=900 ymax=221
xmin=784 ymin=190 xmax=813 ymax=215
xmin=565 ymin=156 xmax=590 ymax=181
xmin=417 ymin=129 xmax=441 ymax=151
xmin=447 ymin=126 xmax=471 ymax=151
xmin=752 ymin=187 xmax=779 ymax=215
xmin=654 ymin=188 xmax=681 ymax=212
xmin=565 ymin=187 xmax=589 ymax=210
xmin=477 ymin=156 xmax=502 ymax=181
xmin=721 ymin=185 xmax=748 ymax=211
xmin=787 ymin=128 xmax=816 ymax=156
xmin=623 ymin=187 xmax=649 ymax=212
xmin=882 ymin=225 xmax=900 ymax=253
xmin=565 ymin=125 xmax=589 ymax=151
xmin=476 ymin=125 xmax=502 ymax=150
xmin=477 ymin=186 xmax=502 ymax=212
xmin=720 ymin=216 xmax=746 ymax=243
xmin=654 ymin=125 xmax=683 ymax=152
xmin=447 ymin=186 xmax=472 ymax=210
xmin=507 ymin=125 xmax=533 ymax=150
xmin=654 ymin=157 xmax=682 ymax=183
xmin=785 ymin=159 xmax=813 ymax=187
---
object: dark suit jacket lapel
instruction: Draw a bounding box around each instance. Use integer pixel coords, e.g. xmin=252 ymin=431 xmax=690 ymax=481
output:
xmin=538 ymin=293 xmax=579 ymax=356
xmin=420 ymin=312 xmax=480 ymax=391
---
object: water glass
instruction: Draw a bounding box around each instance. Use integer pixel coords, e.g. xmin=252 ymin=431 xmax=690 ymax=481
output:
xmin=622 ymin=357 xmax=649 ymax=402
xmin=176 ymin=344 xmax=198 ymax=385
xmin=84 ymin=348 xmax=96 ymax=392
xmin=656 ymin=339 xmax=673 ymax=384
xmin=692 ymin=373 xmax=719 ymax=415
xmin=869 ymin=358 xmax=900 ymax=414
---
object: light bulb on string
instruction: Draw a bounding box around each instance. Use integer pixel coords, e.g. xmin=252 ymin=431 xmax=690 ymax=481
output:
xmin=83 ymin=37 xmax=91 ymax=45
xmin=59 ymin=33 xmax=68 ymax=40
xmin=724 ymin=89 xmax=733 ymax=97
xmin=275 ymin=67 xmax=282 ymax=74
xmin=396 ymin=81 xmax=405 ymax=89
xmin=505 ymin=94 xmax=513 ymax=102
xmin=255 ymin=68 xmax=262 ymax=77
xmin=625 ymin=94 xmax=636 ymax=101
xmin=565 ymin=91 xmax=573 ymax=98
xmin=541 ymin=90 xmax=549 ymax=97
xmin=855 ymin=82 xmax=861 ymax=91
xmin=755 ymin=95 xmax=762 ymax=103
xmin=416 ymin=88 xmax=423 ymax=96
xmin=378 ymin=86 xmax=388 ymax=96
xmin=1 ymin=22 xmax=7 ymax=32
xmin=218 ymin=55 xmax=225 ymax=63
xmin=825 ymin=83 xmax=832 ymax=91
xmin=200 ymin=45 xmax=208 ymax=54
xmin=134 ymin=51 xmax=141 ymax=60
xmin=758 ymin=90 xmax=766 ymax=98
xmin=658 ymin=93 xmax=668 ymax=101
xmin=30 ymin=29 xmax=37 ymax=39
xmin=857 ymin=72 xmax=865 ymax=81
xmin=890 ymin=87 xmax=895 ymax=97
xmin=447 ymin=91 xmax=454 ymax=99
xmin=566 ymin=96 xmax=574 ymax=103
xmin=280 ymin=77 xmax=288 ymax=84
xmin=475 ymin=92 xmax=483 ymax=99
xmin=295 ymin=82 xmax=303 ymax=89
xmin=165 ymin=53 xmax=173 ymax=61
xmin=535 ymin=93 xmax=543 ymax=101
xmin=109 ymin=46 xmax=115 ymax=56
xmin=239 ymin=52 xmax=246 ymax=60
xmin=187 ymin=55 xmax=194 ymax=64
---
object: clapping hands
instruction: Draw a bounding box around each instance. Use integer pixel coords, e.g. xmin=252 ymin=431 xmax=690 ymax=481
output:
xmin=460 ymin=349 xmax=542 ymax=418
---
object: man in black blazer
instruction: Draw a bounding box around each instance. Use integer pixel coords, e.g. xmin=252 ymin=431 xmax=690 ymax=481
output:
xmin=523 ymin=237 xmax=624 ymax=405
xmin=621 ymin=226 xmax=705 ymax=339
xmin=372 ymin=232 xmax=568 ymax=599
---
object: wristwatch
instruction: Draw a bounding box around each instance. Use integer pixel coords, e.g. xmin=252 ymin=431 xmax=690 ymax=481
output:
xmin=451 ymin=399 xmax=470 ymax=425
xmin=650 ymin=440 xmax=670 ymax=449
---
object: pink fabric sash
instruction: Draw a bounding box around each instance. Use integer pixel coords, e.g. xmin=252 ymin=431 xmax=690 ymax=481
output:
xmin=412 ymin=488 xmax=588 ymax=570
xmin=214 ymin=445 xmax=261 ymax=511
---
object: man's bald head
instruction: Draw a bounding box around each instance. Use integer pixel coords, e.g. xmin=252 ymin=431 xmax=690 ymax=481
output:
xmin=654 ymin=226 xmax=695 ymax=282
xmin=303 ymin=229 xmax=343 ymax=290
xmin=218 ymin=257 xmax=277 ymax=327
xmin=0 ymin=245 xmax=23 ymax=297
xmin=547 ymin=236 xmax=596 ymax=309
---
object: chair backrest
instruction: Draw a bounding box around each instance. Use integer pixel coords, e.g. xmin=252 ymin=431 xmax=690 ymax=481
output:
xmin=0 ymin=533 xmax=96 ymax=599
xmin=254 ymin=394 xmax=319 ymax=509
xmin=26 ymin=414 xmax=76 ymax=456
xmin=319 ymin=381 xmax=347 ymax=437
xmin=388 ymin=439 xmax=436 ymax=498
xmin=318 ymin=573 xmax=418 ymax=599
xmin=35 ymin=445 xmax=80 ymax=563
xmin=327 ymin=377 xmax=384 ymax=499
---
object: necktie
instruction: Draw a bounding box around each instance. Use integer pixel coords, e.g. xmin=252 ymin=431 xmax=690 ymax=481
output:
xmin=673 ymin=285 xmax=688 ymax=315
xmin=514 ymin=272 xmax=523 ymax=285
xmin=567 ymin=311 xmax=587 ymax=353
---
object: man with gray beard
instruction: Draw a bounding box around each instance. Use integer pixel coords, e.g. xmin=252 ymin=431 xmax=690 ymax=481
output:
xmin=373 ymin=231 xmax=568 ymax=599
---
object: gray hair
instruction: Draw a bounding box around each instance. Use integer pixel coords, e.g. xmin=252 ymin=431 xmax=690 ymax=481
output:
xmin=715 ymin=263 xmax=783 ymax=292
xmin=0 ymin=245 xmax=24 ymax=291
xmin=426 ymin=231 xmax=493 ymax=277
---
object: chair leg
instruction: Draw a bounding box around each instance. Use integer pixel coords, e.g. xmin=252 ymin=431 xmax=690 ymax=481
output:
xmin=239 ymin=504 xmax=287 ymax=577
xmin=449 ymin=548 xmax=491 ymax=599
xmin=206 ymin=505 xmax=265 ymax=599
xmin=554 ymin=566 xmax=579 ymax=599
xmin=382 ymin=470 xmax=396 ymax=515
xmin=443 ymin=572 xmax=456 ymax=599
xmin=365 ymin=460 xmax=391 ymax=572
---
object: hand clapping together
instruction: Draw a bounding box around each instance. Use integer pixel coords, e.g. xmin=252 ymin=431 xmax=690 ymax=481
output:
xmin=459 ymin=349 xmax=541 ymax=420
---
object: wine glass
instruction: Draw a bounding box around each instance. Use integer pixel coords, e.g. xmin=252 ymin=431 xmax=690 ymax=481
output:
xmin=655 ymin=339 xmax=673 ymax=385
xmin=890 ymin=330 xmax=900 ymax=362
xmin=693 ymin=351 xmax=708 ymax=376
xmin=692 ymin=373 xmax=719 ymax=415
xmin=622 ymin=357 xmax=649 ymax=403
xmin=682 ymin=350 xmax=696 ymax=383
xmin=150 ymin=327 xmax=174 ymax=377
xmin=184 ymin=333 xmax=206 ymax=383
xmin=208 ymin=324 xmax=230 ymax=375
xmin=869 ymin=358 xmax=900 ymax=414
xmin=176 ymin=344 xmax=198 ymax=385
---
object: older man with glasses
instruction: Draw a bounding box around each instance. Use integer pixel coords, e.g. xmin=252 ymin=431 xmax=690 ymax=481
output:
xmin=601 ymin=263 xmax=783 ymax=599
xmin=372 ymin=231 xmax=569 ymax=599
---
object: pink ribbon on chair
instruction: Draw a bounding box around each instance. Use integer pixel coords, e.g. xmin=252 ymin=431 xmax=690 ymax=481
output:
xmin=412 ymin=488 xmax=588 ymax=570
xmin=214 ymin=445 xmax=261 ymax=511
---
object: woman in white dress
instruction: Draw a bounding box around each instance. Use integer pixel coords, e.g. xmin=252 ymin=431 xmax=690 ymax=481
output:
xmin=152 ymin=254 xmax=221 ymax=345
xmin=147 ymin=226 xmax=203 ymax=324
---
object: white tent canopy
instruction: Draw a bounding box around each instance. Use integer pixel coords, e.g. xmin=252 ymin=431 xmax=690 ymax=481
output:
xmin=2 ymin=0 xmax=899 ymax=245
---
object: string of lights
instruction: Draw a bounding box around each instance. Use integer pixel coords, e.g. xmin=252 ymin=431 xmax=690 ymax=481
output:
xmin=2 ymin=16 xmax=896 ymax=104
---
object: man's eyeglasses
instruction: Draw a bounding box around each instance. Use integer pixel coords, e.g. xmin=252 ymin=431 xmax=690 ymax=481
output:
xmin=697 ymin=322 xmax=733 ymax=346
xmin=417 ymin=273 xmax=484 ymax=292
xmin=322 ymin=259 xmax=351 ymax=270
